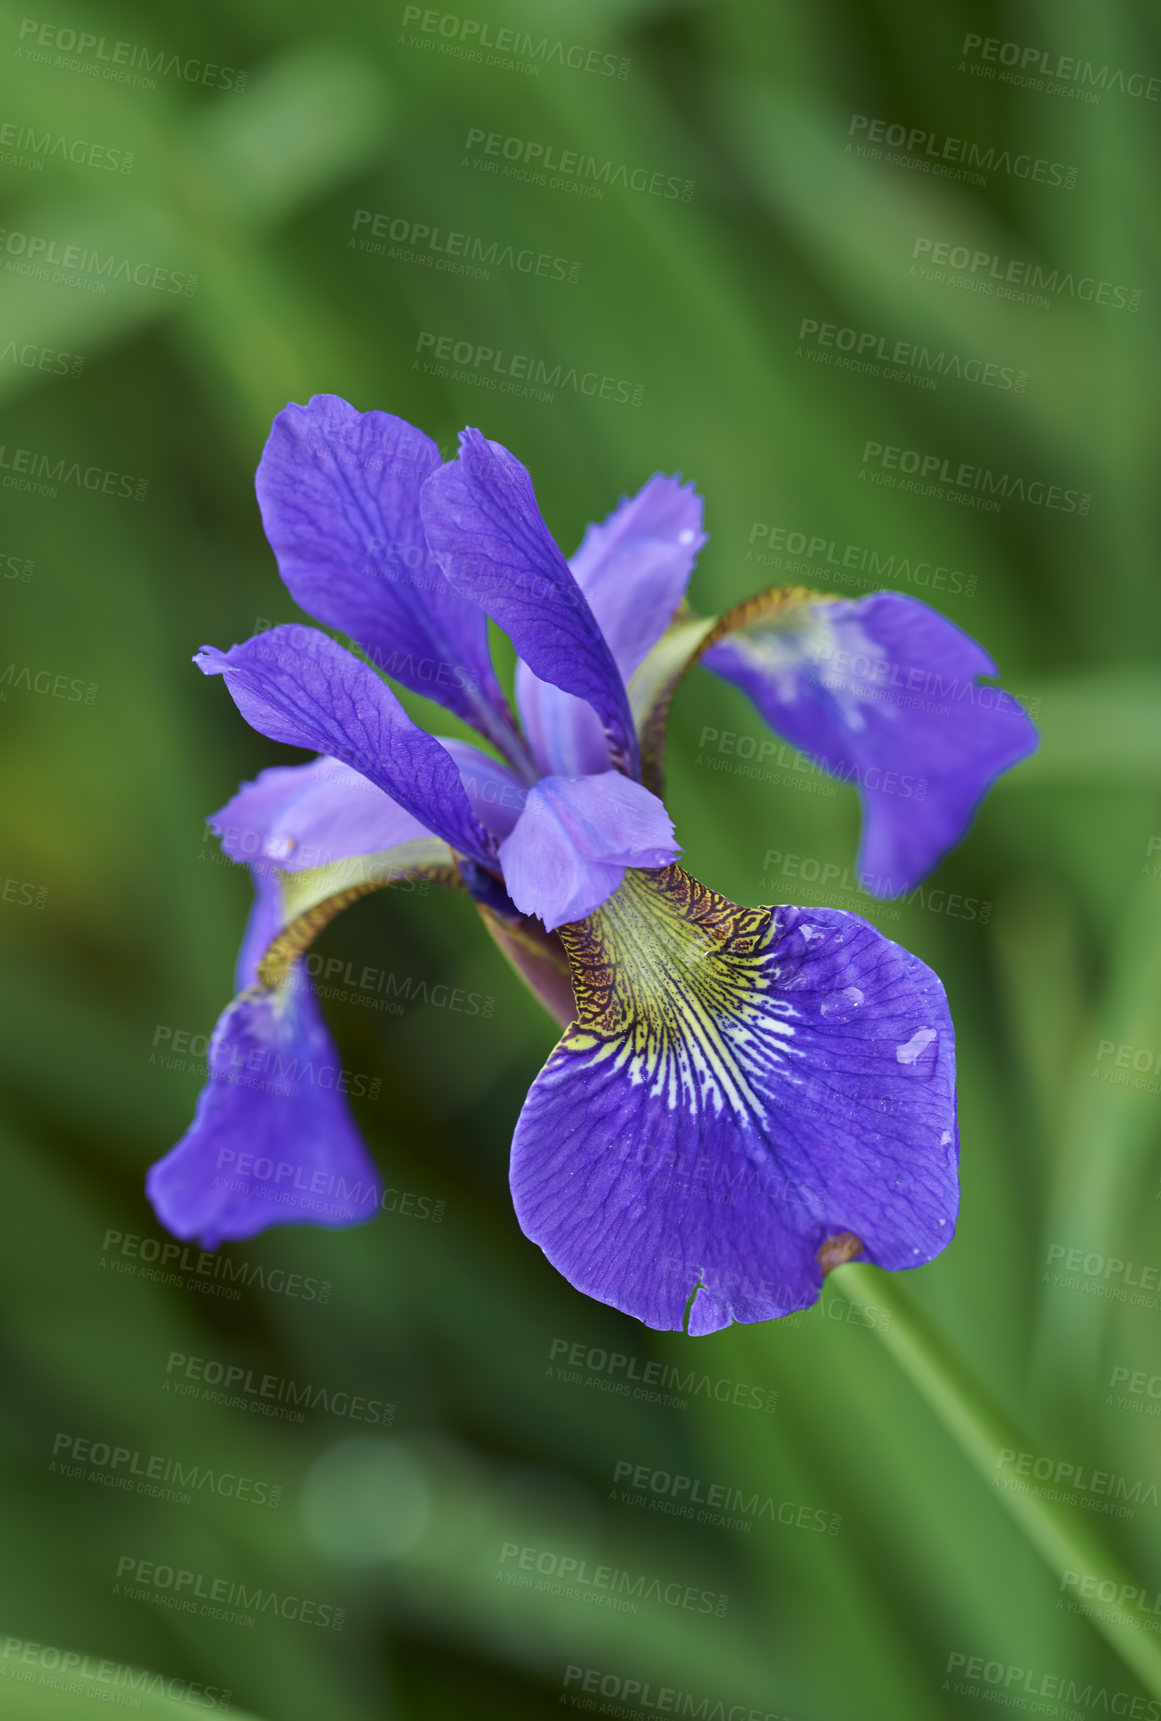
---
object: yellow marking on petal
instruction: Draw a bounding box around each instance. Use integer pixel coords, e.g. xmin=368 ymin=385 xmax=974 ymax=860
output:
xmin=558 ymin=864 xmax=798 ymax=1122
xmin=258 ymin=839 xmax=460 ymax=988
xmin=630 ymin=586 xmax=835 ymax=795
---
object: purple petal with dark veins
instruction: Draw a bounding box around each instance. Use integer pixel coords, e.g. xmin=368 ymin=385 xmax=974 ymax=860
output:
xmin=256 ymin=395 xmax=510 ymax=739
xmin=196 ymin=624 xmax=494 ymax=865
xmin=510 ymin=865 xmax=958 ymax=1332
xmin=147 ymin=965 xmax=382 ymax=1249
xmin=516 ymin=472 xmax=705 ymax=778
xmin=420 ymin=429 xmax=639 ymax=776
xmin=702 ymin=592 xmax=1038 ymax=892
xmin=498 ymin=773 xmax=679 ymax=931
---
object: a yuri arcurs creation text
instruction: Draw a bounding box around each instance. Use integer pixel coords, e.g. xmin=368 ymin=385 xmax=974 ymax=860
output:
xmin=147 ymin=396 xmax=1037 ymax=1333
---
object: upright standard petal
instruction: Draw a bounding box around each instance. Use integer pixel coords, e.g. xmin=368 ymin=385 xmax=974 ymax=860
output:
xmin=498 ymin=772 xmax=679 ymax=931
xmin=256 ymin=396 xmax=512 ymax=742
xmin=510 ymin=864 xmax=958 ymax=1332
xmin=420 ymin=430 xmax=640 ymax=777
xmin=516 ymin=473 xmax=706 ymax=778
xmin=701 ymin=591 xmax=1038 ymax=891
xmin=570 ymin=472 xmax=706 ymax=682
xmin=196 ymin=625 xmax=495 ymax=866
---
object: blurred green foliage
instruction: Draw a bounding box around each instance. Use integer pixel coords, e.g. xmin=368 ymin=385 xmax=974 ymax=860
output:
xmin=2 ymin=0 xmax=1160 ymax=1715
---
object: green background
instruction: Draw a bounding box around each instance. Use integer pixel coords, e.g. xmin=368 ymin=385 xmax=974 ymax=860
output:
xmin=2 ymin=0 xmax=1160 ymax=1715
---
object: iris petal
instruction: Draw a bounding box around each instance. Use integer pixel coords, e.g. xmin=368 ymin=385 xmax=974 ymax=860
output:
xmin=212 ymin=756 xmax=432 ymax=873
xmin=420 ymin=429 xmax=640 ymax=777
xmin=146 ymin=963 xmax=383 ymax=1249
xmin=701 ymin=591 xmax=1038 ymax=891
xmin=498 ymin=773 xmax=679 ymax=931
xmin=256 ymin=395 xmax=512 ymax=742
xmin=516 ymin=473 xmax=706 ymax=778
xmin=196 ymin=625 xmax=495 ymax=866
xmin=510 ymin=863 xmax=958 ymax=1331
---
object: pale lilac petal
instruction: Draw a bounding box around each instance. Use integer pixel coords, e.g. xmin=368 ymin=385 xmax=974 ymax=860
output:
xmin=498 ymin=773 xmax=679 ymax=931
xmin=213 ymin=757 xmax=431 ymax=874
xmin=196 ymin=625 xmax=494 ymax=865
xmin=437 ymin=738 xmax=527 ymax=839
xmin=570 ymin=472 xmax=706 ymax=681
xmin=515 ymin=473 xmax=705 ymax=778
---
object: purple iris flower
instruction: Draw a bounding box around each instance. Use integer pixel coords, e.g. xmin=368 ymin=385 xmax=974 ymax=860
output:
xmin=147 ymin=395 xmax=1038 ymax=1332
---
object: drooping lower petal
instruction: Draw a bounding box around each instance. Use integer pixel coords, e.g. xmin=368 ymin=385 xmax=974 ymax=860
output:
xmin=149 ymin=833 xmax=463 ymax=1249
xmin=196 ymin=625 xmax=495 ymax=866
xmin=147 ymin=972 xmax=382 ymax=1248
xmin=498 ymin=773 xmax=679 ymax=931
xmin=510 ymin=864 xmax=958 ymax=1332
xmin=701 ymin=591 xmax=1038 ymax=892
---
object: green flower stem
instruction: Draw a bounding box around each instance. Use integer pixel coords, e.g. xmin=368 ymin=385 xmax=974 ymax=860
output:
xmin=833 ymin=1262 xmax=1161 ymax=1694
